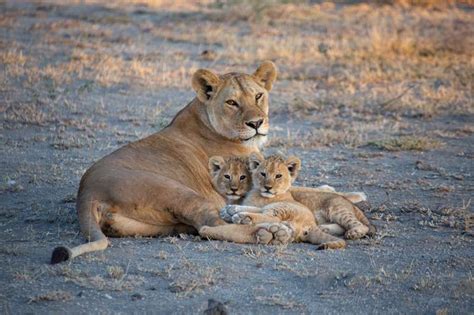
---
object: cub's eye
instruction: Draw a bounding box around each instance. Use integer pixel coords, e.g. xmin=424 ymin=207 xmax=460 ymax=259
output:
xmin=276 ymin=174 xmax=282 ymax=179
xmin=224 ymin=174 xmax=231 ymax=179
xmin=255 ymin=93 xmax=263 ymax=101
xmin=260 ymin=172 xmax=266 ymax=177
xmin=240 ymin=175 xmax=246 ymax=180
xmin=225 ymin=100 xmax=239 ymax=107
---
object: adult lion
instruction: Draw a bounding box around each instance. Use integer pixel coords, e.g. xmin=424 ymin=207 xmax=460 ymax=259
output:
xmin=51 ymin=61 xmax=363 ymax=264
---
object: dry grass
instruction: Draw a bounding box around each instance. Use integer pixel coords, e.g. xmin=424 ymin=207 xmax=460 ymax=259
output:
xmin=53 ymin=265 xmax=143 ymax=291
xmin=107 ymin=266 xmax=125 ymax=279
xmin=2 ymin=0 xmax=472 ymax=118
xmin=28 ymin=290 xmax=73 ymax=304
xmin=166 ymin=258 xmax=218 ymax=296
xmin=368 ymin=136 xmax=443 ymax=151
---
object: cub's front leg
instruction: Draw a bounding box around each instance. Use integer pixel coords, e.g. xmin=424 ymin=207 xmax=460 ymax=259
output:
xmin=220 ymin=205 xmax=263 ymax=222
xmin=232 ymin=211 xmax=281 ymax=225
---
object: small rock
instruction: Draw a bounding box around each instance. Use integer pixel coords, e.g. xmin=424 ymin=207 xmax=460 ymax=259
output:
xmin=203 ymin=299 xmax=228 ymax=315
xmin=131 ymin=293 xmax=144 ymax=301
xmin=200 ymin=50 xmax=218 ymax=61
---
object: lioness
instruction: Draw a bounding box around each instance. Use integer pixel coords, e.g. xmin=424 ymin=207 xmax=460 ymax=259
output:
xmin=51 ymin=61 xmax=366 ymax=263
xmin=227 ymin=153 xmax=376 ymax=240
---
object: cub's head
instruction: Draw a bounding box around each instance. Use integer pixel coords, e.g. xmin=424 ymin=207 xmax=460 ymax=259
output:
xmin=192 ymin=61 xmax=277 ymax=148
xmin=209 ymin=156 xmax=252 ymax=202
xmin=248 ymin=153 xmax=301 ymax=198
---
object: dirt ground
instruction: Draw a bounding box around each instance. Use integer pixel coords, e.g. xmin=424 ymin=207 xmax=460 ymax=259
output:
xmin=1 ymin=0 xmax=473 ymax=314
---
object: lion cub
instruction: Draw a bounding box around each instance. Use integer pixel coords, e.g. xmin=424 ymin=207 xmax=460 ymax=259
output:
xmin=223 ymin=154 xmax=347 ymax=249
xmin=227 ymin=153 xmax=375 ymax=244
xmin=209 ymin=156 xmax=252 ymax=204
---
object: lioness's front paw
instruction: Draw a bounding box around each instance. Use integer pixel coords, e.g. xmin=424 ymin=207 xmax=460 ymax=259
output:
xmin=220 ymin=205 xmax=241 ymax=222
xmin=232 ymin=213 xmax=253 ymax=225
xmin=345 ymin=225 xmax=369 ymax=240
xmin=255 ymin=223 xmax=294 ymax=245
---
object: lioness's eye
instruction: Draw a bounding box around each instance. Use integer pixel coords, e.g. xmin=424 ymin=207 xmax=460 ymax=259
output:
xmin=240 ymin=175 xmax=246 ymax=180
xmin=255 ymin=93 xmax=263 ymax=101
xmin=224 ymin=174 xmax=231 ymax=179
xmin=225 ymin=100 xmax=239 ymax=107
xmin=260 ymin=172 xmax=266 ymax=177
xmin=276 ymin=174 xmax=282 ymax=179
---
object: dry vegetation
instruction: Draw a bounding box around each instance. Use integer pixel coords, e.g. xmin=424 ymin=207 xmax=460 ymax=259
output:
xmin=0 ymin=0 xmax=473 ymax=313
xmin=368 ymin=136 xmax=444 ymax=151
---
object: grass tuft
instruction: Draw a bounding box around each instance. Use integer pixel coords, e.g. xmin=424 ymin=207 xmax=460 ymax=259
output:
xmin=368 ymin=136 xmax=443 ymax=151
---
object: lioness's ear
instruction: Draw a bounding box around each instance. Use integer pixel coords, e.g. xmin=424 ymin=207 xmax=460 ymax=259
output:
xmin=248 ymin=152 xmax=263 ymax=171
xmin=209 ymin=156 xmax=225 ymax=176
xmin=253 ymin=61 xmax=277 ymax=91
xmin=286 ymin=156 xmax=301 ymax=181
xmin=192 ymin=69 xmax=221 ymax=102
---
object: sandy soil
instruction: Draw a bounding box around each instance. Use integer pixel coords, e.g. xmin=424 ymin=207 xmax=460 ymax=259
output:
xmin=0 ymin=1 xmax=473 ymax=314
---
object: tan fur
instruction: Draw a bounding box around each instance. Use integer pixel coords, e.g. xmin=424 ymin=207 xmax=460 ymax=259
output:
xmin=51 ymin=61 xmax=370 ymax=263
xmin=218 ymin=153 xmax=376 ymax=248
xmin=209 ymin=156 xmax=251 ymax=204
xmin=227 ymin=154 xmax=347 ymax=249
xmin=51 ymin=62 xmax=288 ymax=263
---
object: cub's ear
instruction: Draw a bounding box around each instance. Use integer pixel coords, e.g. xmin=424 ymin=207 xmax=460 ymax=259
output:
xmin=192 ymin=69 xmax=221 ymax=102
xmin=209 ymin=156 xmax=225 ymax=176
xmin=253 ymin=60 xmax=277 ymax=91
xmin=248 ymin=152 xmax=263 ymax=171
xmin=286 ymin=156 xmax=301 ymax=181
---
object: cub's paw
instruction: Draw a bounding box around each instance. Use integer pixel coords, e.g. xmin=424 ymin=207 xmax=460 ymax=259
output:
xmin=317 ymin=184 xmax=336 ymax=192
xmin=220 ymin=205 xmax=241 ymax=222
xmin=345 ymin=225 xmax=369 ymax=240
xmin=255 ymin=222 xmax=294 ymax=245
xmin=231 ymin=212 xmax=253 ymax=225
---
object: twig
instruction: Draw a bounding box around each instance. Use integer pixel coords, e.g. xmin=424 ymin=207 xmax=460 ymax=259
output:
xmin=377 ymin=84 xmax=416 ymax=108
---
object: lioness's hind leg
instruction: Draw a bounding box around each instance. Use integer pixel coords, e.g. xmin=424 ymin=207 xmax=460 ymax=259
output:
xmin=104 ymin=213 xmax=167 ymax=237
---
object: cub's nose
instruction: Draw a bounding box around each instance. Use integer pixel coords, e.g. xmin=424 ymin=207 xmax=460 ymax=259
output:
xmin=231 ymin=188 xmax=238 ymax=192
xmin=264 ymin=185 xmax=272 ymax=191
xmin=245 ymin=119 xmax=264 ymax=130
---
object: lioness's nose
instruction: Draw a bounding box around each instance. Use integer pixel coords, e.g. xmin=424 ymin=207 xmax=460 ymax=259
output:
xmin=245 ymin=119 xmax=264 ymax=130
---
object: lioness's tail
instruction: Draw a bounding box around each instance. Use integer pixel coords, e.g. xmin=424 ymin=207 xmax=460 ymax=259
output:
xmin=353 ymin=205 xmax=377 ymax=237
xmin=51 ymin=198 xmax=109 ymax=264
xmin=304 ymin=226 xmax=346 ymax=250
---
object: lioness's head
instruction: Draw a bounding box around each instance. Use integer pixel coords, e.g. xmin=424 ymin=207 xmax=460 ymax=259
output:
xmin=209 ymin=155 xmax=252 ymax=202
xmin=248 ymin=153 xmax=301 ymax=198
xmin=192 ymin=61 xmax=277 ymax=148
